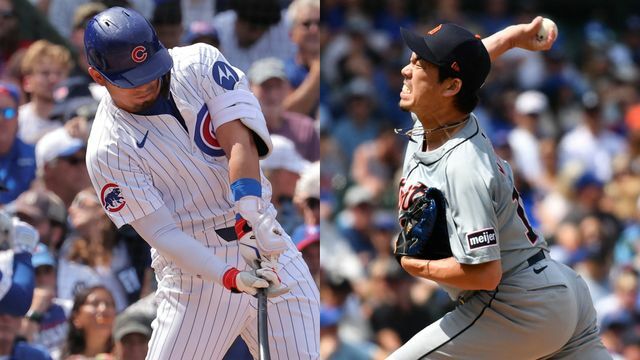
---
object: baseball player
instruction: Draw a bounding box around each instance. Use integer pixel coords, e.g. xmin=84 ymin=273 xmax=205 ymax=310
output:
xmin=389 ymin=18 xmax=611 ymax=359
xmin=83 ymin=7 xmax=318 ymax=360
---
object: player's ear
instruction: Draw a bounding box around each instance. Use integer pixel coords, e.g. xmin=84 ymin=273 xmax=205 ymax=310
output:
xmin=88 ymin=67 xmax=106 ymax=86
xmin=442 ymin=78 xmax=462 ymax=97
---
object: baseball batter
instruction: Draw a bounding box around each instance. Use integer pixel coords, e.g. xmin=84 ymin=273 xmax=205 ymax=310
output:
xmin=389 ymin=19 xmax=610 ymax=359
xmin=83 ymin=7 xmax=318 ymax=360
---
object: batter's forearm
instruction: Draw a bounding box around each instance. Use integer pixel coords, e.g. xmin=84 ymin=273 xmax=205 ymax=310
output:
xmin=400 ymin=256 xmax=502 ymax=290
xmin=217 ymin=120 xmax=261 ymax=182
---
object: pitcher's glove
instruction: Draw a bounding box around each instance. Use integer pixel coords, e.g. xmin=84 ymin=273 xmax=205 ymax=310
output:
xmin=394 ymin=187 xmax=452 ymax=262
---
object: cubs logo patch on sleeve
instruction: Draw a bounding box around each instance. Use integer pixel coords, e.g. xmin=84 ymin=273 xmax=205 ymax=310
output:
xmin=101 ymin=183 xmax=126 ymax=212
xmin=466 ymin=228 xmax=497 ymax=250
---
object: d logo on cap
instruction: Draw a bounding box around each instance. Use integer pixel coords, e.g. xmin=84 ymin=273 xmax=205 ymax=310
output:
xmin=131 ymin=46 xmax=148 ymax=63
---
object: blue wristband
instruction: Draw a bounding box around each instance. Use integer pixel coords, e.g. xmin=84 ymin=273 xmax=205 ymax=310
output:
xmin=230 ymin=178 xmax=262 ymax=201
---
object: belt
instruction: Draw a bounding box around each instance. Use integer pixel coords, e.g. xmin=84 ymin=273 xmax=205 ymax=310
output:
xmin=526 ymin=249 xmax=546 ymax=267
xmin=215 ymin=226 xmax=237 ymax=242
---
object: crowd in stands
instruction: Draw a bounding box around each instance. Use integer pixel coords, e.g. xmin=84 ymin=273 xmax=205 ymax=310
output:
xmin=0 ymin=0 xmax=320 ymax=359
xmin=320 ymin=1 xmax=640 ymax=359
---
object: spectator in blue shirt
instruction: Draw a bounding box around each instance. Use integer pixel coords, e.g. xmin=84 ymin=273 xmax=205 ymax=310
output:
xmin=0 ymin=82 xmax=36 ymax=205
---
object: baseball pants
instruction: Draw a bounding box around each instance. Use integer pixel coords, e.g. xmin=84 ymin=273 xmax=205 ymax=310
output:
xmin=146 ymin=244 xmax=320 ymax=360
xmin=387 ymin=256 xmax=610 ymax=359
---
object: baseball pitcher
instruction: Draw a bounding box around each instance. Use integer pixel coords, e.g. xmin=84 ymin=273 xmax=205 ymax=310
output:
xmin=389 ymin=19 xmax=611 ymax=359
xmin=83 ymin=7 xmax=319 ymax=360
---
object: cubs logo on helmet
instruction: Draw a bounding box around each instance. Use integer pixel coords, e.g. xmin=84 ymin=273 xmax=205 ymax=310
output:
xmin=101 ymin=183 xmax=126 ymax=212
xmin=131 ymin=46 xmax=148 ymax=63
xmin=194 ymin=105 xmax=225 ymax=157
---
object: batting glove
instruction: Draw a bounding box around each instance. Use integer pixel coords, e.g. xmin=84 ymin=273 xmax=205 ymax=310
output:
xmin=235 ymin=196 xmax=290 ymax=256
xmin=256 ymin=259 xmax=289 ymax=298
xmin=222 ymin=268 xmax=269 ymax=296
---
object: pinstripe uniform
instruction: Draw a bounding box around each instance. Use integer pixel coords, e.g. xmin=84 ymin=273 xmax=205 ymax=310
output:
xmin=86 ymin=43 xmax=319 ymax=359
xmin=389 ymin=115 xmax=609 ymax=359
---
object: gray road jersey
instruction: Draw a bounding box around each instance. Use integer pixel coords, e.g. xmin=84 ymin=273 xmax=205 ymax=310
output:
xmin=399 ymin=114 xmax=548 ymax=299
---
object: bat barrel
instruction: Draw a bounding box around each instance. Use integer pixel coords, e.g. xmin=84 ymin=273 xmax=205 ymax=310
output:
xmin=257 ymin=289 xmax=271 ymax=360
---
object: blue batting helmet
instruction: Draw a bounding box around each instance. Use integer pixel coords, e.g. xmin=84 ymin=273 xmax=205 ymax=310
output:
xmin=84 ymin=7 xmax=173 ymax=88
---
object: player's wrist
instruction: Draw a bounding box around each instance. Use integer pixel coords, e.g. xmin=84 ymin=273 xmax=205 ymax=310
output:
xmin=230 ymin=178 xmax=261 ymax=201
xmin=222 ymin=267 xmax=241 ymax=293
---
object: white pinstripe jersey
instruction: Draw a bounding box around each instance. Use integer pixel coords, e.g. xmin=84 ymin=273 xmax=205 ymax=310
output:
xmin=86 ymin=43 xmax=273 ymax=274
xmin=399 ymin=114 xmax=548 ymax=299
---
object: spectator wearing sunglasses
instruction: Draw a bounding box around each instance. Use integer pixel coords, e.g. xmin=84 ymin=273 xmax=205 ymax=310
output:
xmin=35 ymin=127 xmax=89 ymax=208
xmin=283 ymin=0 xmax=320 ymax=116
xmin=0 ymin=82 xmax=36 ymax=204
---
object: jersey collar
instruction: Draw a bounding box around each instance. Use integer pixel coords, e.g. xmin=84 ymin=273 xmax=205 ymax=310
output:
xmin=412 ymin=113 xmax=480 ymax=166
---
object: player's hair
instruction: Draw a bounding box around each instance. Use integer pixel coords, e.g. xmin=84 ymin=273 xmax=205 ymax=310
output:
xmin=20 ymin=40 xmax=73 ymax=76
xmin=64 ymin=285 xmax=115 ymax=357
xmin=437 ymin=65 xmax=480 ymax=114
xmin=286 ymin=0 xmax=320 ymax=25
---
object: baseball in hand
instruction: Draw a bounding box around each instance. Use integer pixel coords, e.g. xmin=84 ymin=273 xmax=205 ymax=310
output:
xmin=536 ymin=18 xmax=557 ymax=42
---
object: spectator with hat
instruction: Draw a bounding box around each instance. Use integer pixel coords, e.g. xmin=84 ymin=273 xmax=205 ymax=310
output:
xmin=12 ymin=189 xmax=67 ymax=256
xmin=21 ymin=243 xmax=70 ymax=360
xmin=260 ymin=134 xmax=310 ymax=234
xmin=184 ymin=21 xmax=221 ymax=48
xmin=212 ymin=0 xmax=295 ymax=71
xmin=35 ymin=127 xmax=89 ymax=208
xmin=291 ymin=161 xmax=320 ymax=245
xmin=18 ymin=40 xmax=73 ymax=145
xmin=248 ymin=57 xmax=320 ymax=161
xmin=508 ymin=90 xmax=549 ymax=188
xmin=0 ymin=82 xmax=36 ymax=204
xmin=112 ymin=294 xmax=156 ymax=360
xmin=338 ymin=185 xmax=377 ymax=264
xmin=297 ymin=231 xmax=319 ymax=286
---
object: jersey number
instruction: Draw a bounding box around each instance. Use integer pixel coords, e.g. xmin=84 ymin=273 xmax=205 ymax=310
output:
xmin=511 ymin=188 xmax=538 ymax=244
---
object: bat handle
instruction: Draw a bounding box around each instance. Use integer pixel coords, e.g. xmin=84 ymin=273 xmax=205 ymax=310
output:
xmin=257 ymin=289 xmax=271 ymax=360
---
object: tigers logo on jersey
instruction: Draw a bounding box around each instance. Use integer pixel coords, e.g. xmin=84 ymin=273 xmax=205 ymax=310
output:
xmin=194 ymin=105 xmax=226 ymax=157
xmin=398 ymin=178 xmax=428 ymax=211
xmin=212 ymin=61 xmax=238 ymax=90
xmin=101 ymin=183 xmax=126 ymax=212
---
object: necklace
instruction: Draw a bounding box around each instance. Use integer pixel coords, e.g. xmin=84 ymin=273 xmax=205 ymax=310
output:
xmin=394 ymin=116 xmax=470 ymax=142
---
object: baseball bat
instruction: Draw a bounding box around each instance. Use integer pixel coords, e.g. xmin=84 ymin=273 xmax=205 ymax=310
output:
xmin=257 ymin=288 xmax=271 ymax=360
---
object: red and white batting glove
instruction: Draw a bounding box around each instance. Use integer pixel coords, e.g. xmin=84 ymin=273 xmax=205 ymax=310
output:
xmin=256 ymin=259 xmax=289 ymax=298
xmin=222 ymin=268 xmax=269 ymax=296
xmin=235 ymin=196 xmax=290 ymax=256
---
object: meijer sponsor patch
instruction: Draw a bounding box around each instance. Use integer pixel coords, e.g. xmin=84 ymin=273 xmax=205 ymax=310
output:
xmin=467 ymin=228 xmax=497 ymax=250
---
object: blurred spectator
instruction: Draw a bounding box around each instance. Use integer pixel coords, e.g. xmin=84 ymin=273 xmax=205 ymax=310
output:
xmin=12 ymin=189 xmax=67 ymax=255
xmin=292 ymin=161 xmax=320 ymax=243
xmin=319 ymin=305 xmax=373 ymax=360
xmin=152 ymin=0 xmax=182 ymax=50
xmin=351 ymin=126 xmax=404 ymax=201
xmin=63 ymin=285 xmax=115 ymax=358
xmin=35 ymin=127 xmax=89 ymax=208
xmin=212 ymin=0 xmax=295 ymax=71
xmin=332 ymin=77 xmax=381 ymax=165
xmin=0 ymin=0 xmax=23 ymax=77
xmin=63 ymin=188 xmax=137 ymax=312
xmin=260 ymin=134 xmax=309 ymax=234
xmin=283 ymin=0 xmax=320 ymax=116
xmin=298 ymin=232 xmax=319 ymax=286
xmin=48 ymin=0 xmax=153 ymax=40
xmin=112 ymin=295 xmax=155 ymax=360
xmin=248 ymin=57 xmax=319 ymax=162
xmin=596 ymin=267 xmax=640 ymax=326
xmin=558 ymin=92 xmax=627 ymax=183
xmin=68 ymin=2 xmax=106 ymax=82
xmin=508 ymin=90 xmax=548 ymax=188
xmin=338 ymin=185 xmax=376 ymax=265
xmin=0 ymin=82 xmax=35 ymax=204
xmin=184 ymin=21 xmax=220 ymax=48
xmin=18 ymin=40 xmax=72 ymax=145
xmin=21 ymin=243 xmax=70 ymax=360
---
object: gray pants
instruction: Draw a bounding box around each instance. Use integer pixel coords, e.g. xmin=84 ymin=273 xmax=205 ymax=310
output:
xmin=387 ymin=258 xmax=610 ymax=360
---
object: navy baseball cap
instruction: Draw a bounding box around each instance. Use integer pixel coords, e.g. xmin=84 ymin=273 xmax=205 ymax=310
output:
xmin=400 ymin=24 xmax=491 ymax=94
